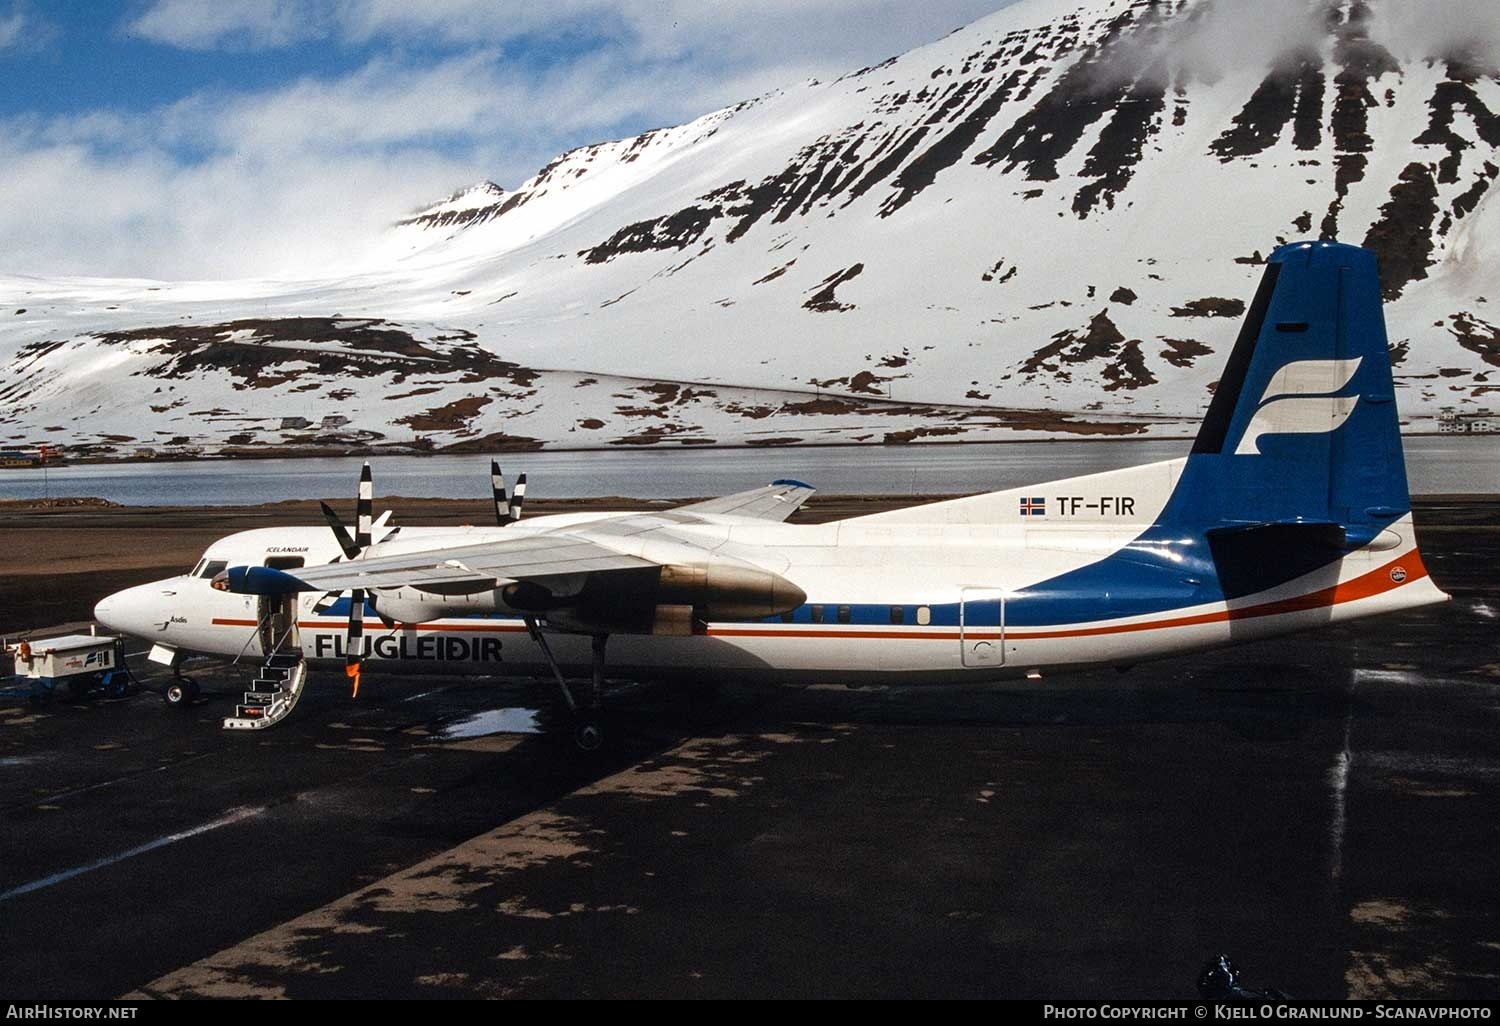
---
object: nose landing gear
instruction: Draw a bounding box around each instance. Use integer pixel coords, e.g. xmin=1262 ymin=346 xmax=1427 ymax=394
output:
xmin=163 ymin=675 xmax=200 ymax=707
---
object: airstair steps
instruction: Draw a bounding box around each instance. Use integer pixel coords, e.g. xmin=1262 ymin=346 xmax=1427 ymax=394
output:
xmin=224 ymin=656 xmax=306 ymax=731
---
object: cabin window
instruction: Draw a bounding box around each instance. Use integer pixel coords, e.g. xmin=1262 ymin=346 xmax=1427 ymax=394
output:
xmin=916 ymin=605 xmax=931 ymax=626
xmin=837 ymin=605 xmax=851 ymax=624
xmin=264 ymin=556 xmax=305 ymax=570
xmin=199 ymin=559 xmax=228 ymax=579
xmin=889 ymin=606 xmax=904 ymax=625
xmin=780 ymin=610 xmax=795 ymax=624
xmin=811 ymin=605 xmax=825 ymax=624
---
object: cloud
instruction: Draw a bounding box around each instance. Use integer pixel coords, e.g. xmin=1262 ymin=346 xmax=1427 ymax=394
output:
xmin=0 ymin=52 xmax=535 ymax=280
xmin=1084 ymin=0 xmax=1327 ymax=87
xmin=9 ymin=1 xmax=1010 ymax=279
xmin=1367 ymin=0 xmax=1500 ymax=70
xmin=0 ymin=44 xmax=817 ymax=279
xmin=127 ymin=0 xmax=329 ymax=50
xmin=0 ymin=2 xmax=59 ymax=53
xmin=0 ymin=126 xmax=483 ymax=281
xmin=0 ymin=9 xmax=22 ymax=50
xmin=1091 ymin=0 xmax=1500 ymax=88
xmin=129 ymin=0 xmax=1008 ymax=77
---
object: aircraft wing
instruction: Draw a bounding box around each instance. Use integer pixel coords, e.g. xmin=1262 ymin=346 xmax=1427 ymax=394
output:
xmin=673 ymin=479 xmax=814 ymax=522
xmin=222 ymin=532 xmax=657 ymax=595
xmin=219 ymin=479 xmax=815 ymax=597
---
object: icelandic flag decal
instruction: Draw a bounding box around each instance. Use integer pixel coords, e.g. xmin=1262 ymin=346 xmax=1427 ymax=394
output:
xmin=1019 ymin=496 xmax=1046 ymax=517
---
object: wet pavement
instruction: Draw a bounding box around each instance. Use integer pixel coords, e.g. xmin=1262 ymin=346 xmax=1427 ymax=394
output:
xmin=0 ymin=500 xmax=1496 ymax=999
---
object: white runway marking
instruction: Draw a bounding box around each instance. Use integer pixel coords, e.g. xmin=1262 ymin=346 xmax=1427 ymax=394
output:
xmin=1329 ymin=669 xmax=1375 ymax=884
xmin=1327 ymin=724 xmax=1351 ymax=883
xmin=0 ymin=806 xmax=264 ymax=903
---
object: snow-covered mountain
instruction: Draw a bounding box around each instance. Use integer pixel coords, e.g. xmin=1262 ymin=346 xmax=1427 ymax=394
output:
xmin=4 ymin=0 xmax=1498 ymax=459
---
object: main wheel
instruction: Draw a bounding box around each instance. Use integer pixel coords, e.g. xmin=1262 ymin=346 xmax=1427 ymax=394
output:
xmin=573 ymin=717 xmax=605 ymax=752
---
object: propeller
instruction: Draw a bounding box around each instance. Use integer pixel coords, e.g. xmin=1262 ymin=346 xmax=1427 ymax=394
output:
xmin=314 ymin=497 xmax=395 ymax=622
xmin=346 ymin=462 xmax=373 ymax=697
xmin=490 ymin=461 xmax=527 ymax=525
xmin=312 ymin=463 xmax=378 ymax=695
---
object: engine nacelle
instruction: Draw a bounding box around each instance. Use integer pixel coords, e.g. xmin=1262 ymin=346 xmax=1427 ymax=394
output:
xmin=655 ymin=561 xmax=805 ymax=620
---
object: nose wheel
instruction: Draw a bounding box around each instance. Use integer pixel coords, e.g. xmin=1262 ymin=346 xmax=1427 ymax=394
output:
xmin=163 ymin=676 xmax=200 ymax=708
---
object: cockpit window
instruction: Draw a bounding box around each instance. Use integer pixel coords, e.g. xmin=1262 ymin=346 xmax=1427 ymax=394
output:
xmin=198 ymin=559 xmax=228 ymax=579
xmin=190 ymin=558 xmax=207 ymax=577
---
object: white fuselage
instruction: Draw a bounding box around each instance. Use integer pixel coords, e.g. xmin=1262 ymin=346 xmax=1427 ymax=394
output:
xmin=93 ymin=460 xmax=1448 ymax=687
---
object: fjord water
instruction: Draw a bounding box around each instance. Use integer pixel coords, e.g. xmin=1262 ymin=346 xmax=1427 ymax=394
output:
xmin=0 ymin=437 xmax=1495 ymax=506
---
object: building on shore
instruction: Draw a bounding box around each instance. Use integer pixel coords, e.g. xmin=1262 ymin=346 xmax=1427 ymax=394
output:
xmin=1437 ymin=409 xmax=1498 ymax=434
xmin=0 ymin=444 xmax=64 ymax=467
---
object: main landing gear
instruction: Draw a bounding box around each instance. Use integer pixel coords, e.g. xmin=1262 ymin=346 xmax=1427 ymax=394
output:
xmin=524 ymin=618 xmax=610 ymax=752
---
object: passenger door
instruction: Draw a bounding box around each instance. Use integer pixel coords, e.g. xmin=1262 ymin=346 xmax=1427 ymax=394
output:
xmin=960 ymin=588 xmax=1005 ymax=667
xmin=256 ymin=556 xmax=305 ymax=657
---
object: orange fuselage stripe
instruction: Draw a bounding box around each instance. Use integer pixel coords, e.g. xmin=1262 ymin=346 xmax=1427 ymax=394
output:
xmin=209 ymin=552 xmax=1426 ymax=643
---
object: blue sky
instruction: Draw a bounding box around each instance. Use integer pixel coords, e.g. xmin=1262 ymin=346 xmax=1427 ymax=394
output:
xmin=0 ymin=0 xmax=1011 ymax=279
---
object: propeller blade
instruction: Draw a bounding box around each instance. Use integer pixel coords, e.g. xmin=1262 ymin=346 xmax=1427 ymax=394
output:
xmin=345 ymin=463 xmax=374 ymax=698
xmin=319 ymin=502 xmax=359 ymax=560
xmin=355 ymin=461 xmax=373 ymax=550
xmin=312 ymin=590 xmax=342 ymax=613
xmin=509 ymin=472 xmax=527 ymax=523
xmin=346 ymin=588 xmax=365 ymax=698
xmin=490 ymin=460 xmax=510 ymax=525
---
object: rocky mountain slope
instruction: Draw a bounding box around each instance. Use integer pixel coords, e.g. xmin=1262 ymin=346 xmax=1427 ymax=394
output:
xmin=3 ymin=0 xmax=1497 ymax=458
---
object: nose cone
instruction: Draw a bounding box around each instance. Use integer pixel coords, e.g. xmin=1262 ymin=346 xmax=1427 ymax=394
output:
xmin=93 ymin=592 xmax=120 ymax=629
xmin=93 ymin=581 xmax=175 ymax=639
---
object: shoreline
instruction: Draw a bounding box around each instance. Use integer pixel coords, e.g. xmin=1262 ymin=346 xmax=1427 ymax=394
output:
xmin=1 ymin=427 xmax=1485 ymax=471
xmin=10 ymin=432 xmax=1203 ymax=468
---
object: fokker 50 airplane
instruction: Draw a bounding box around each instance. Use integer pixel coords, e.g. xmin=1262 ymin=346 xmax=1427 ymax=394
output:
xmin=93 ymin=242 xmax=1449 ymax=747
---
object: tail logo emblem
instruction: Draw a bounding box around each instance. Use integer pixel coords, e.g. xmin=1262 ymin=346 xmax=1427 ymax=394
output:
xmin=1390 ymin=566 xmax=1407 ymax=584
xmin=1234 ymin=357 xmax=1364 ymax=455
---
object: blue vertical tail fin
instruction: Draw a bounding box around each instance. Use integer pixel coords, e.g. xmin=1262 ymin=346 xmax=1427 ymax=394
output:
xmin=1166 ymin=241 xmax=1409 ymax=544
